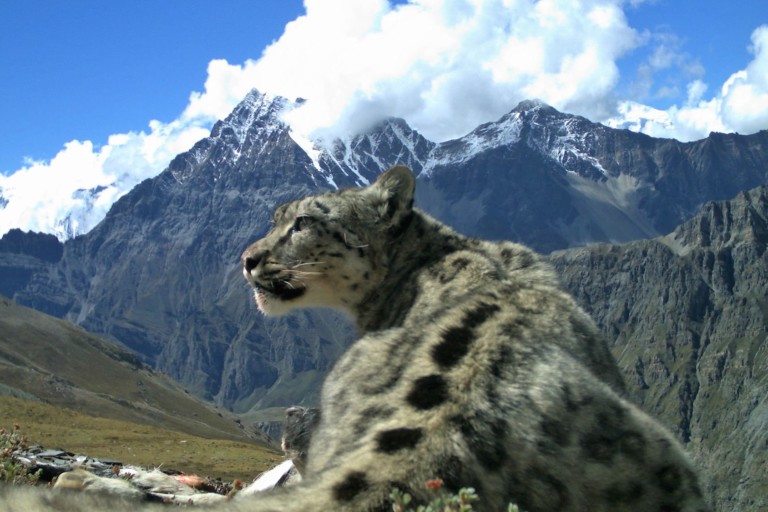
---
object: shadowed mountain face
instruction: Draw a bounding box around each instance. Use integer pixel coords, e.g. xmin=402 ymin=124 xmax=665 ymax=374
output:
xmin=2 ymin=89 xmax=768 ymax=510
xmin=0 ymin=229 xmax=62 ymax=299
xmin=550 ymin=185 xmax=768 ymax=511
xmin=11 ymin=93 xmax=352 ymax=411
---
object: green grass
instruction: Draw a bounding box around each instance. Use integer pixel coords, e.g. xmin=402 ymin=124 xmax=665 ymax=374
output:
xmin=0 ymin=397 xmax=282 ymax=482
xmin=0 ymin=296 xmax=273 ymax=446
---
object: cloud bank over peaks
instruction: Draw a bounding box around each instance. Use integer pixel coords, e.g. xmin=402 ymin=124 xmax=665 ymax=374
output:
xmin=2 ymin=0 xmax=767 ymax=241
xmin=248 ymin=0 xmax=640 ymax=143
xmin=0 ymin=116 xmax=209 ymax=240
xmin=607 ymin=25 xmax=768 ymax=139
xmin=196 ymin=0 xmax=767 ymax=145
xmin=0 ymin=57 xmax=266 ymax=241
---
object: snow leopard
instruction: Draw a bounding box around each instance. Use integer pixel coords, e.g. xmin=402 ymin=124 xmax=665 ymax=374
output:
xmin=235 ymin=165 xmax=709 ymax=511
xmin=0 ymin=165 xmax=710 ymax=511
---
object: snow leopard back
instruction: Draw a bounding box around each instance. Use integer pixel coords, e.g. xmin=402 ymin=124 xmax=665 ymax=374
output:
xmin=237 ymin=166 xmax=710 ymax=511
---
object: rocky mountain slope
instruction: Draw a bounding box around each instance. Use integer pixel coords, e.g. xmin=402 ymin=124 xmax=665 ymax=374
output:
xmin=419 ymin=100 xmax=768 ymax=251
xmin=10 ymin=92 xmax=358 ymax=412
xmin=550 ymin=184 xmax=768 ymax=511
xmin=0 ymin=295 xmax=268 ymax=445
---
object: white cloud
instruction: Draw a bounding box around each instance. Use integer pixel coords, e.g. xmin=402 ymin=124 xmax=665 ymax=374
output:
xmin=3 ymin=1 xmax=768 ymax=241
xmin=179 ymin=0 xmax=640 ymax=143
xmin=2 ymin=0 xmax=645 ymax=241
xmin=0 ymin=118 xmax=209 ymax=240
xmin=625 ymin=29 xmax=704 ymax=103
xmin=720 ymin=25 xmax=768 ymax=134
xmin=290 ymin=0 xmax=636 ymax=140
xmin=182 ymin=59 xmax=262 ymax=122
xmin=613 ymin=24 xmax=768 ymax=141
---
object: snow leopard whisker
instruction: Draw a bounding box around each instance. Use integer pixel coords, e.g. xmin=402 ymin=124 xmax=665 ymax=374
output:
xmin=344 ymin=233 xmax=369 ymax=249
xmin=292 ymin=261 xmax=326 ymax=268
xmin=288 ymin=270 xmax=323 ymax=277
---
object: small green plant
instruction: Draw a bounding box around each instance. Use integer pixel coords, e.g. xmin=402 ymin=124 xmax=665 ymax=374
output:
xmin=390 ymin=478 xmax=520 ymax=512
xmin=0 ymin=424 xmax=41 ymax=485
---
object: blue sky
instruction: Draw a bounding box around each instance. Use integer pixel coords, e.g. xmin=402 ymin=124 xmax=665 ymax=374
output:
xmin=0 ymin=0 xmax=303 ymax=173
xmin=620 ymin=1 xmax=766 ymax=107
xmin=0 ymin=0 xmax=767 ymax=238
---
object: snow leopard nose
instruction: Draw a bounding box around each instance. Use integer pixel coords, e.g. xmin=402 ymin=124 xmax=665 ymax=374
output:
xmin=242 ymin=246 xmax=266 ymax=273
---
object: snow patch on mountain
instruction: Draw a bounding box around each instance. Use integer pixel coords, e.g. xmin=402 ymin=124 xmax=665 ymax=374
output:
xmin=313 ymin=117 xmax=435 ymax=187
xmin=289 ymin=130 xmax=322 ymax=172
xmin=1 ymin=90 xmax=721 ymax=241
xmin=231 ymin=91 xmax=290 ymax=147
xmin=424 ymin=111 xmax=524 ymax=173
xmin=422 ymin=101 xmax=612 ymax=177
xmin=317 ymin=137 xmax=372 ymax=187
xmin=379 ymin=118 xmax=432 ymax=173
xmin=544 ymin=117 xmax=609 ymax=176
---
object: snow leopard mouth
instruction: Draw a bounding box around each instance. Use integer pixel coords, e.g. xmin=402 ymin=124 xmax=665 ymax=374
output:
xmin=255 ymin=280 xmax=306 ymax=301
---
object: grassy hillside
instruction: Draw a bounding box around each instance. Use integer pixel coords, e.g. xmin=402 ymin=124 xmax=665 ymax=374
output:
xmin=0 ymin=295 xmax=282 ymax=479
xmin=0 ymin=295 xmax=270 ymax=442
xmin=0 ymin=397 xmax=280 ymax=481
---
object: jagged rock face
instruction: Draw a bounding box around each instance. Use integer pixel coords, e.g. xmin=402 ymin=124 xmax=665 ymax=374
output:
xmin=416 ymin=101 xmax=768 ymax=252
xmin=0 ymin=229 xmax=63 ymax=299
xmin=317 ymin=117 xmax=436 ymax=186
xmin=550 ymin=185 xmax=768 ymax=511
xmin=0 ymin=229 xmax=63 ymax=263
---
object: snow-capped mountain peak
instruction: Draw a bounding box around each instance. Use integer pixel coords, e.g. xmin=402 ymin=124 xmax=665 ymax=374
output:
xmin=1 ymin=90 xmax=746 ymax=242
xmin=424 ymin=110 xmax=525 ymax=172
xmin=420 ymin=99 xmax=612 ymax=178
xmin=169 ymin=90 xmax=301 ymax=185
xmin=312 ymin=117 xmax=436 ymax=188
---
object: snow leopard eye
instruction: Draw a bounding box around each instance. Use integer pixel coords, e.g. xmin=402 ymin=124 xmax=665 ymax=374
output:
xmin=290 ymin=215 xmax=313 ymax=234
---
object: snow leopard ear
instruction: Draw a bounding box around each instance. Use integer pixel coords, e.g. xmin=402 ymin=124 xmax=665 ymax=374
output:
xmin=368 ymin=165 xmax=415 ymax=228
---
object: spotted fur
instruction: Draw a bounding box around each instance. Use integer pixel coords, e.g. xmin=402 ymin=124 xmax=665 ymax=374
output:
xmin=238 ymin=166 xmax=710 ymax=511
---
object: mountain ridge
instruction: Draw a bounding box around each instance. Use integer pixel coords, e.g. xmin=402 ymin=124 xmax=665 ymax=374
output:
xmin=3 ymin=89 xmax=768 ymax=409
xmin=2 ymin=89 xmax=768 ymax=510
xmin=7 ymin=91 xmax=766 ymax=243
xmin=549 ymin=183 xmax=768 ymax=510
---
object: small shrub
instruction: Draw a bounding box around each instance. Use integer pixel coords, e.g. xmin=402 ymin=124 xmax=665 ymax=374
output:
xmin=390 ymin=478 xmax=520 ymax=512
xmin=0 ymin=424 xmax=42 ymax=485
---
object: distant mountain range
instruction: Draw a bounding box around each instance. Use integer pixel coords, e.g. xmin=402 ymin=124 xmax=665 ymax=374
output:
xmin=1 ymin=90 xmax=767 ymax=510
